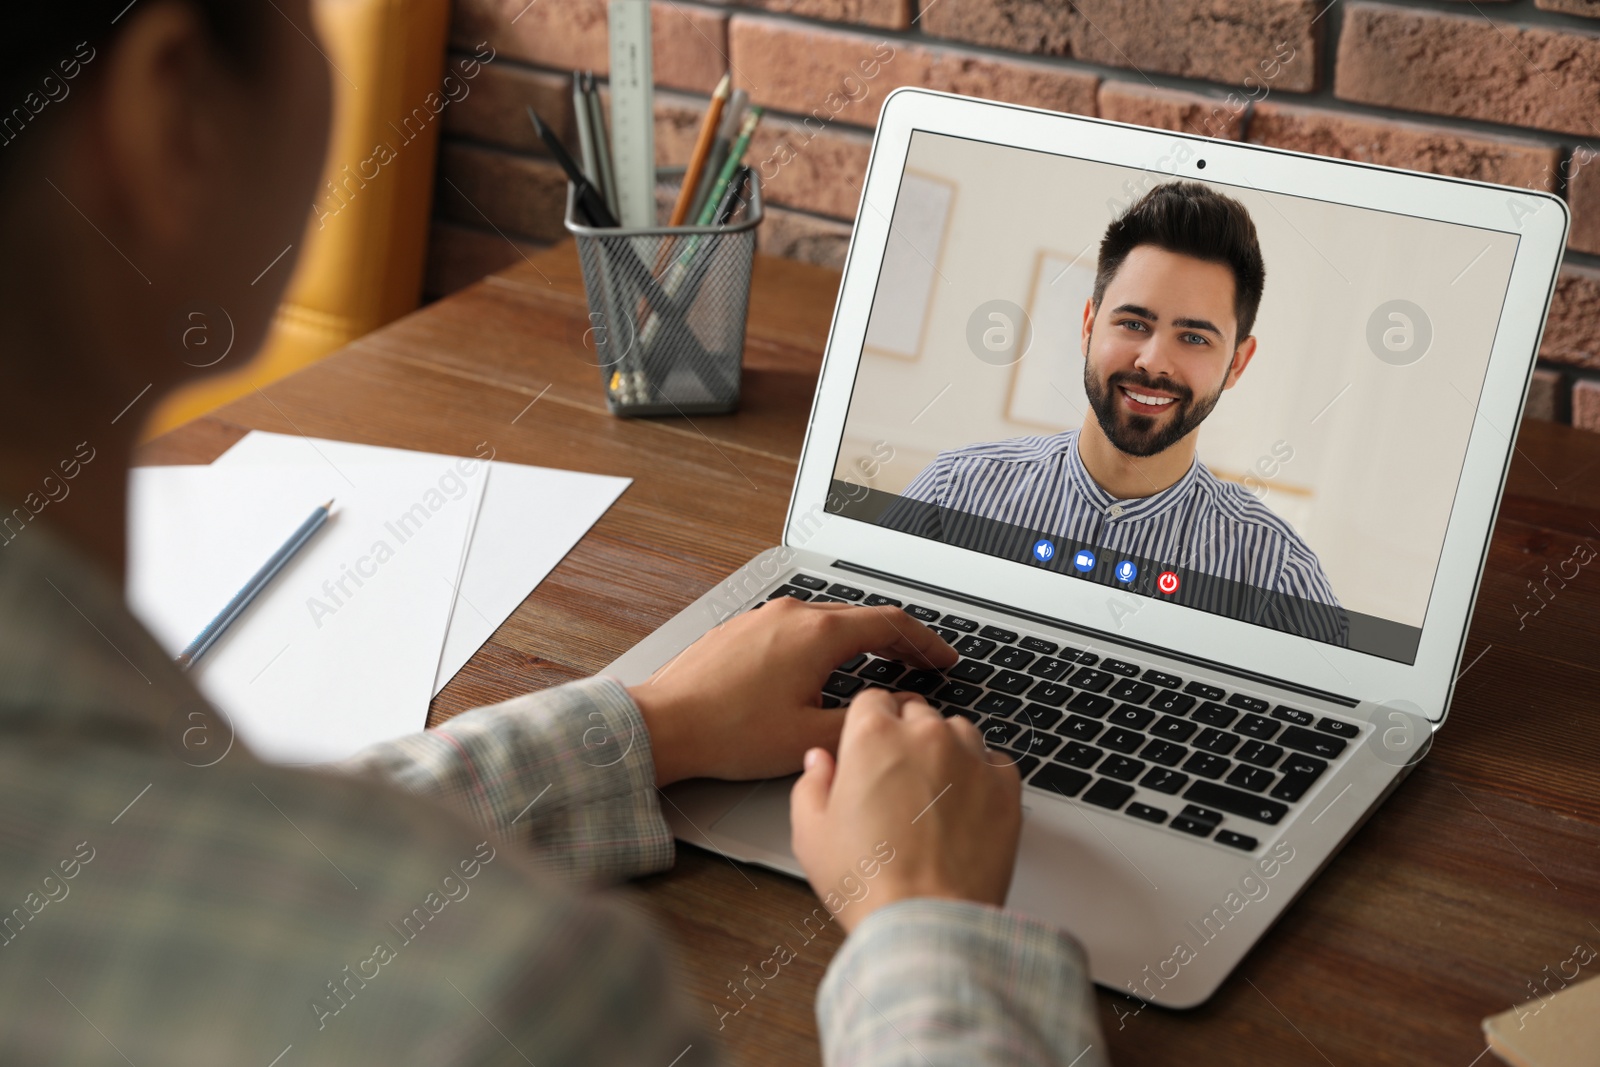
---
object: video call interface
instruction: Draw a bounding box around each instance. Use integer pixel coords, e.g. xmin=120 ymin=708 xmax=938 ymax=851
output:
xmin=827 ymin=131 xmax=1522 ymax=665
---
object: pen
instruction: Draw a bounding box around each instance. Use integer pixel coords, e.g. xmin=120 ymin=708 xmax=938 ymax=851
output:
xmin=175 ymin=499 xmax=335 ymax=670
xmin=528 ymin=105 xmax=617 ymax=228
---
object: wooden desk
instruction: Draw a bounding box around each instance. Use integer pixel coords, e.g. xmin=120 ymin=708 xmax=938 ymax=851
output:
xmin=141 ymin=241 xmax=1600 ymax=1066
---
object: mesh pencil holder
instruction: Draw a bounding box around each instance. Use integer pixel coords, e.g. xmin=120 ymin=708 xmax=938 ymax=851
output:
xmin=564 ymin=166 xmax=763 ymax=417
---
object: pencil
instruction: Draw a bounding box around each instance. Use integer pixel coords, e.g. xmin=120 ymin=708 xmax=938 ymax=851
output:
xmin=175 ymin=499 xmax=335 ymax=670
xmin=669 ymin=72 xmax=730 ymax=227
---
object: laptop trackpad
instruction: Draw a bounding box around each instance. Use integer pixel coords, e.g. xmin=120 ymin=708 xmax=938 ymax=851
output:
xmin=708 ymin=775 xmax=803 ymax=874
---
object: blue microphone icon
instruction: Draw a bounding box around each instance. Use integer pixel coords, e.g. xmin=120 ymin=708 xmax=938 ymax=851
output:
xmin=1116 ymin=560 xmax=1138 ymax=583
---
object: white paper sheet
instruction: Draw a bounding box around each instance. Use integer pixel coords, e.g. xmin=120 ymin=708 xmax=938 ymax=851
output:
xmin=212 ymin=432 xmax=632 ymax=694
xmin=127 ymin=457 xmax=486 ymax=763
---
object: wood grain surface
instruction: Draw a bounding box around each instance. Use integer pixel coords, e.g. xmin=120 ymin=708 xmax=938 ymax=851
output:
xmin=138 ymin=241 xmax=1600 ymax=1067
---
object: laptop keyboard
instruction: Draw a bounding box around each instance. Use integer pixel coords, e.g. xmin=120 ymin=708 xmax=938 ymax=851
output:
xmin=765 ymin=573 xmax=1364 ymax=854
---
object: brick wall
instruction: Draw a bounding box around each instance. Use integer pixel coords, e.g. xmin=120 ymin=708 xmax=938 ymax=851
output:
xmin=428 ymin=0 xmax=1600 ymax=432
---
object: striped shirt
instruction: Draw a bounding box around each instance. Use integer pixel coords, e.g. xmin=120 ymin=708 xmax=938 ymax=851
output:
xmin=888 ymin=430 xmax=1345 ymax=642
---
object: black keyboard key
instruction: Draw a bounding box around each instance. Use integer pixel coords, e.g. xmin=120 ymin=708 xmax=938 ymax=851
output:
xmin=857 ymin=659 xmax=904 ymax=684
xmin=904 ymin=605 xmax=941 ymax=623
xmin=1056 ymin=714 xmax=1103 ymax=741
xmin=1215 ymin=830 xmax=1258 ymax=850
xmin=1316 ymin=717 xmax=1360 ymax=739
xmin=1193 ymin=728 xmax=1240 ymax=755
xmin=1073 ymin=651 xmax=1100 ymax=667
xmin=954 ymin=636 xmax=997 ymax=659
xmin=1083 ymin=778 xmax=1136 ymax=809
xmin=1066 ymin=691 xmax=1114 ymax=717
xmin=931 ymin=626 xmax=960 ymax=644
xmin=1141 ymin=739 xmax=1187 ymax=766
xmin=1027 ymin=657 xmax=1073 ymax=681
xmin=1237 ymin=741 xmax=1285 ymax=768
xmin=1279 ymin=725 xmax=1346 ymax=759
xmin=947 ymin=707 xmax=981 ymax=724
xmin=975 ymin=692 xmax=1022 ymax=717
xmin=948 ymin=659 xmax=995 ymax=684
xmin=1100 ymin=727 xmax=1145 ymax=754
xmin=1140 ymin=767 xmax=1188 ymax=794
xmin=1182 ymin=752 xmax=1231 ymax=779
xmin=810 ymin=595 xmax=846 ymax=603
xmin=821 ymin=695 xmax=842 ymax=709
xmin=1271 ymin=705 xmax=1315 ymax=726
xmin=1171 ymin=815 xmax=1215 ymax=837
xmin=768 ymin=584 xmax=814 ymax=601
xmin=1269 ymin=753 xmax=1329 ymax=802
xmin=824 ymin=672 xmax=864 ymax=698
xmin=1029 ymin=763 xmax=1091 ymax=798
xmin=1190 ymin=702 xmax=1238 ymax=728
xmin=1107 ymin=705 xmax=1155 ymax=731
xmin=896 ymin=669 xmax=943 ymax=695
xmin=1181 ymin=803 xmax=1223 ymax=827
xmin=1226 ymin=765 xmax=1274 ymax=792
xmin=1019 ymin=636 xmax=1059 ymax=655
xmin=838 ymin=653 xmax=868 ymax=672
xmin=979 ymin=718 xmax=1022 ymax=745
xmin=789 ymin=574 xmax=828 ymax=590
xmin=1011 ymin=754 xmax=1041 ymax=779
xmin=990 ymin=646 xmax=1035 ymax=670
xmin=1184 ymin=681 xmax=1225 ymax=701
xmin=1100 ymin=658 xmax=1141 ymax=677
xmin=827 ymin=584 xmax=865 ymax=601
xmin=1126 ymin=802 xmax=1167 ymax=824
xmin=1012 ymin=730 xmax=1062 ymax=759
xmin=1098 ymin=755 xmax=1146 ymax=782
xmin=1027 ymin=681 xmax=1073 ymax=706
xmin=1069 ymin=668 xmax=1114 ymax=692
xmin=1014 ymin=704 xmax=1063 ymax=731
xmin=979 ymin=625 xmax=1018 ymax=643
xmin=941 ymin=614 xmax=979 ymax=632
xmin=863 ymin=593 xmax=901 ymax=607
xmin=989 ymin=670 xmax=1033 ymax=695
xmin=1143 ymin=669 xmax=1183 ymax=689
xmin=1234 ymin=714 xmax=1281 ymax=740
xmin=1148 ymin=690 xmax=1197 ymax=716
xmin=1226 ymin=693 xmax=1268 ymax=713
xmin=1150 ymin=716 xmax=1197 ymax=742
xmin=1055 ymin=741 xmax=1103 ymax=769
xmin=934 ymin=682 xmax=982 ymax=707
xmin=1108 ymin=679 xmax=1156 ymax=704
xmin=1184 ymin=781 xmax=1289 ymax=825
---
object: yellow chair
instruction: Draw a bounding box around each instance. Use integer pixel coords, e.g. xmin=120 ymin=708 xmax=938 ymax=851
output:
xmin=145 ymin=0 xmax=451 ymax=437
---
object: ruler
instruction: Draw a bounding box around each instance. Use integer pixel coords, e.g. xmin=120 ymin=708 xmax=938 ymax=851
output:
xmin=608 ymin=0 xmax=655 ymax=229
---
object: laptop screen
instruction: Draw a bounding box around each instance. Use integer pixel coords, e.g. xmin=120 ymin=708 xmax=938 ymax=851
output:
xmin=827 ymin=130 xmax=1522 ymax=666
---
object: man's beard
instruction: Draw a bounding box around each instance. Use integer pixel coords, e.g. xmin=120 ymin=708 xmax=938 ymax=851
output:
xmin=1082 ymin=333 xmax=1227 ymax=458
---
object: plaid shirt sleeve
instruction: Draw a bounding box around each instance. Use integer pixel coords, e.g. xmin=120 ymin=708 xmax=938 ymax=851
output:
xmin=817 ymin=898 xmax=1109 ymax=1066
xmin=338 ymin=675 xmax=674 ymax=886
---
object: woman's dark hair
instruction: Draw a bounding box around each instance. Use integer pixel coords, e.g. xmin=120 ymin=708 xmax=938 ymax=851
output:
xmin=1 ymin=3 xmax=263 ymax=158
xmin=1092 ymin=180 xmax=1267 ymax=342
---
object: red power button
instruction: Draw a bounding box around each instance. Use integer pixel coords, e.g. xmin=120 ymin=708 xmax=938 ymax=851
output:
xmin=1157 ymin=571 xmax=1180 ymax=595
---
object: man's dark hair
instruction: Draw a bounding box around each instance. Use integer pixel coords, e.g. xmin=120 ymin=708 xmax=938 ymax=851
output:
xmin=1092 ymin=180 xmax=1266 ymax=343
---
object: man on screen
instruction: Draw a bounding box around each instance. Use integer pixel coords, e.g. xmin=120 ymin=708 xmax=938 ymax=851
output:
xmin=891 ymin=181 xmax=1341 ymax=617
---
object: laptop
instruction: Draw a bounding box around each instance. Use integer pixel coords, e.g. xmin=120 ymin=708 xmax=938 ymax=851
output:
xmin=604 ymin=88 xmax=1568 ymax=1008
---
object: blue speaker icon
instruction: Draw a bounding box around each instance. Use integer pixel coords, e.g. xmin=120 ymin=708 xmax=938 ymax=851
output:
xmin=1032 ymin=539 xmax=1055 ymax=562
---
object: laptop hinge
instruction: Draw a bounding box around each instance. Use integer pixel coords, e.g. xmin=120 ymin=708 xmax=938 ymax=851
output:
xmin=832 ymin=558 xmax=1360 ymax=709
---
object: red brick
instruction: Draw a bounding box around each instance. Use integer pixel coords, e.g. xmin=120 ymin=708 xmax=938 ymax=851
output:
xmin=1098 ymin=82 xmax=1245 ymax=140
xmin=452 ymin=0 xmax=727 ymax=93
xmin=1573 ymin=378 xmax=1600 ymax=432
xmin=1538 ymin=264 xmax=1600 ymax=371
xmin=1525 ymin=367 xmax=1564 ymax=422
xmin=435 ymin=142 xmax=569 ymax=242
xmin=729 ymin=16 xmax=1098 ymax=125
xmin=1566 ymin=148 xmax=1600 ymax=255
xmin=1335 ymin=3 xmax=1600 ymax=138
xmin=702 ymin=0 xmax=910 ymax=29
xmin=758 ymin=206 xmax=854 ymax=267
xmin=920 ymin=0 xmax=1319 ymax=92
xmin=425 ymin=221 xmax=546 ymax=298
xmin=1247 ymin=101 xmax=1561 ymax=188
xmin=1535 ymin=0 xmax=1600 ymax=17
xmin=443 ymin=59 xmax=573 ymax=154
